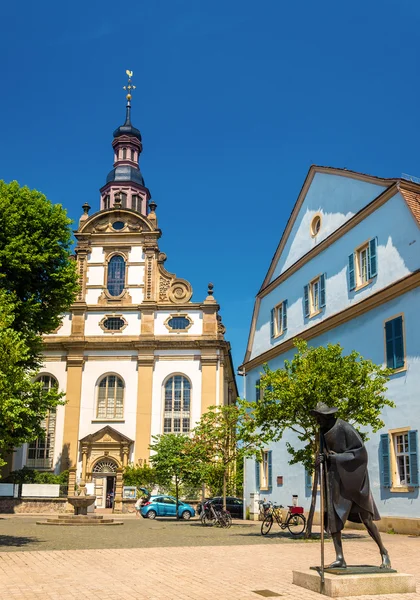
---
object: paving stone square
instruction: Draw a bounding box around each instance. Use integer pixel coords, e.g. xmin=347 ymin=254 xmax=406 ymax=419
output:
xmin=0 ymin=516 xmax=419 ymax=599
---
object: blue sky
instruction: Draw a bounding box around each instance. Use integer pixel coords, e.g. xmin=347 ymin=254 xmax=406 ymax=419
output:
xmin=1 ymin=0 xmax=420 ymax=373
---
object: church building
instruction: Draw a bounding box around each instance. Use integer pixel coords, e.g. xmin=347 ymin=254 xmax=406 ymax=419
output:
xmin=11 ymin=74 xmax=237 ymax=512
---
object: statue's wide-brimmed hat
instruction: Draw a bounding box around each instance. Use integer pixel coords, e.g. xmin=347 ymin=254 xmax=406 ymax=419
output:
xmin=310 ymin=402 xmax=338 ymax=416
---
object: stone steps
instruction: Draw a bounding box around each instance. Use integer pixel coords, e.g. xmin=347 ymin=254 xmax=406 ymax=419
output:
xmin=36 ymin=515 xmax=123 ymax=526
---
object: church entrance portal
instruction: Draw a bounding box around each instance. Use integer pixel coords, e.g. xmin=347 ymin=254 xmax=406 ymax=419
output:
xmin=93 ymin=459 xmax=117 ymax=509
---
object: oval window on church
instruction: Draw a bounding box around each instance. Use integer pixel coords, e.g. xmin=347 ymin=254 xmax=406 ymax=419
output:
xmin=112 ymin=221 xmax=125 ymax=231
xmin=103 ymin=317 xmax=125 ymax=331
xmin=167 ymin=316 xmax=191 ymax=331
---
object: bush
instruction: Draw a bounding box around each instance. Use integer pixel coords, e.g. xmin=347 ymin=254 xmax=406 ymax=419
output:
xmin=5 ymin=467 xmax=69 ymax=485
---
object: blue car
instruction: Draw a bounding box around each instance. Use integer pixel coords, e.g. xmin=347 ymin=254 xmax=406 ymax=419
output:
xmin=140 ymin=495 xmax=195 ymax=520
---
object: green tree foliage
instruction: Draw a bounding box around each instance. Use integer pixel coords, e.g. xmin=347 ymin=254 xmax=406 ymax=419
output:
xmin=0 ymin=291 xmax=64 ymax=468
xmin=5 ymin=467 xmax=69 ymax=485
xmin=192 ymin=402 xmax=270 ymax=509
xmin=0 ymin=181 xmax=78 ymax=365
xmin=149 ymin=434 xmax=202 ymax=518
xmin=250 ymin=339 xmax=394 ymax=535
xmin=0 ymin=181 xmax=77 ymax=469
xmin=122 ymin=464 xmax=162 ymax=491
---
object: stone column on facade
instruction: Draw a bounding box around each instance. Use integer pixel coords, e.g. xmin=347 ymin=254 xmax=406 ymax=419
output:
xmin=61 ymin=345 xmax=85 ymax=471
xmin=200 ymin=351 xmax=218 ymax=414
xmin=122 ymin=444 xmax=130 ymax=467
xmin=134 ymin=348 xmax=155 ymax=465
xmin=81 ymin=444 xmax=88 ymax=484
xmin=113 ymin=467 xmax=124 ymax=513
xmin=143 ymin=242 xmax=159 ymax=303
xmin=218 ymin=354 xmax=225 ymax=407
xmin=201 ymin=284 xmax=219 ymax=339
xmin=68 ymin=468 xmax=77 ymax=497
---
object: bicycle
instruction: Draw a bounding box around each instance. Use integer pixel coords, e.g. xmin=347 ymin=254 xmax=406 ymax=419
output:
xmin=201 ymin=500 xmax=232 ymax=528
xmin=257 ymin=499 xmax=271 ymax=521
xmin=261 ymin=502 xmax=306 ymax=536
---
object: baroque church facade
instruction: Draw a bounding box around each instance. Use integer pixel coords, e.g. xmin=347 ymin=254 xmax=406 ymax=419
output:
xmin=11 ymin=80 xmax=237 ymax=512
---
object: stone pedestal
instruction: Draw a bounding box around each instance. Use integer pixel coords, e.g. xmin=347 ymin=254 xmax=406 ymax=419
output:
xmin=293 ymin=569 xmax=416 ymax=597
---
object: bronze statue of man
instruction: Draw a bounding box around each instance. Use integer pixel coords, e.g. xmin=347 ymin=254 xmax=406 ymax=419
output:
xmin=312 ymin=402 xmax=391 ymax=569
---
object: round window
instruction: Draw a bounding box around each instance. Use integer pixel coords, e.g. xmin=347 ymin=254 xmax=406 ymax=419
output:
xmin=311 ymin=215 xmax=321 ymax=236
xmin=112 ymin=221 xmax=125 ymax=231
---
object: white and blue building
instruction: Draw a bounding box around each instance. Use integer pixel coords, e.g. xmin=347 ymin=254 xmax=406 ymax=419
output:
xmin=241 ymin=165 xmax=420 ymax=532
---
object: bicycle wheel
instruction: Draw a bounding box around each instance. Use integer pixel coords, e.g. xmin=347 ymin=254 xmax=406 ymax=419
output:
xmin=261 ymin=515 xmax=273 ymax=535
xmin=219 ymin=510 xmax=232 ymax=529
xmin=287 ymin=514 xmax=306 ymax=536
xmin=203 ymin=512 xmax=216 ymax=527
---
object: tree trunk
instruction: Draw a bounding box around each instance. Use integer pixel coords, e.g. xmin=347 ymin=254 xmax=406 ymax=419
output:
xmin=175 ymin=476 xmax=179 ymax=520
xmin=305 ymin=466 xmax=319 ymax=539
xmin=222 ymin=468 xmax=227 ymax=510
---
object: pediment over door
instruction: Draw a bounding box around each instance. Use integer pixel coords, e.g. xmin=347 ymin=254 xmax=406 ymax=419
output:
xmin=79 ymin=425 xmax=133 ymax=445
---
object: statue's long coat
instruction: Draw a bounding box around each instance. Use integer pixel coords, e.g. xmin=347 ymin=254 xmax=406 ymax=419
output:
xmin=322 ymin=418 xmax=380 ymax=533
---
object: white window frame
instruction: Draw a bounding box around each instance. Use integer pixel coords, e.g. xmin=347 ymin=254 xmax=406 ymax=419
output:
xmin=273 ymin=302 xmax=284 ymax=337
xmin=96 ymin=374 xmax=125 ymax=420
xmin=310 ymin=276 xmax=320 ymax=315
xmin=389 ymin=427 xmax=413 ymax=492
xmin=260 ymin=451 xmax=270 ymax=490
xmin=356 ymin=242 xmax=369 ymax=288
xmin=27 ymin=375 xmax=58 ymax=470
xmin=163 ymin=375 xmax=191 ymax=434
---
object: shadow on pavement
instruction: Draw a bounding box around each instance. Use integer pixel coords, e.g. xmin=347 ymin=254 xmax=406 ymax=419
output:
xmin=0 ymin=535 xmax=40 ymax=548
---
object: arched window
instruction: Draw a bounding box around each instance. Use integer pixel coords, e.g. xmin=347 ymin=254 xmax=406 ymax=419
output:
xmin=122 ymin=148 xmax=127 ymax=160
xmin=120 ymin=192 xmax=127 ymax=208
xmin=132 ymin=195 xmax=142 ymax=212
xmin=131 ymin=149 xmax=135 ymax=161
xmin=107 ymin=255 xmax=126 ymax=296
xmin=163 ymin=375 xmax=191 ymax=433
xmin=97 ymin=375 xmax=124 ymax=419
xmin=104 ymin=195 xmax=110 ymax=210
xmin=27 ymin=375 xmax=58 ymax=469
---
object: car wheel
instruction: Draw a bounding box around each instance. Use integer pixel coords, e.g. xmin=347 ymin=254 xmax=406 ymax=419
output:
xmin=147 ymin=510 xmax=157 ymax=519
xmin=181 ymin=510 xmax=191 ymax=520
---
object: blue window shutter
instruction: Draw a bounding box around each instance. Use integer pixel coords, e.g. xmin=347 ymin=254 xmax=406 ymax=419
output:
xmin=348 ymin=253 xmax=356 ymax=291
xmin=305 ymin=469 xmax=313 ymax=489
xmin=385 ymin=317 xmax=404 ymax=370
xmin=255 ymin=460 xmax=260 ymax=490
xmin=255 ymin=379 xmax=260 ymax=402
xmin=393 ymin=316 xmax=404 ymax=369
xmin=380 ymin=434 xmax=391 ymax=488
xmin=320 ymin=274 xmax=326 ymax=308
xmin=268 ymin=451 xmax=272 ymax=488
xmin=368 ymin=237 xmax=378 ymax=279
xmin=282 ymin=300 xmax=288 ymax=331
xmin=408 ymin=430 xmax=419 ymax=487
xmin=304 ymin=285 xmax=309 ymax=317
xmin=270 ymin=309 xmax=275 ymax=338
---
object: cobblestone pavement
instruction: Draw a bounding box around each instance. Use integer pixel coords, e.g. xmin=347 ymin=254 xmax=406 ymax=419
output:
xmin=0 ymin=517 xmax=419 ymax=599
xmin=0 ymin=515 xmax=369 ymax=552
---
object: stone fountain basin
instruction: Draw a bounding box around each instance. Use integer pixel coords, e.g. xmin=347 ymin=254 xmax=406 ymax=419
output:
xmin=67 ymin=496 xmax=96 ymax=508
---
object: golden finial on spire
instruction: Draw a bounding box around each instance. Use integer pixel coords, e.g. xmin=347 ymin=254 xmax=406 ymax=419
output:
xmin=123 ymin=70 xmax=136 ymax=101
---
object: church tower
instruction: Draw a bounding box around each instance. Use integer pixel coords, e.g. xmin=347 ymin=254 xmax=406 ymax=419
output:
xmin=12 ymin=72 xmax=237 ymax=512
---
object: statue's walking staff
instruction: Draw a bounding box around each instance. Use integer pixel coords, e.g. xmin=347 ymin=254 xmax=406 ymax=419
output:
xmin=319 ymin=432 xmax=325 ymax=591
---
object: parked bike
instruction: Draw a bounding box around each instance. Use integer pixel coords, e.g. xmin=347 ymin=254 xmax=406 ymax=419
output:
xmin=200 ymin=500 xmax=232 ymax=528
xmin=261 ymin=502 xmax=306 ymax=536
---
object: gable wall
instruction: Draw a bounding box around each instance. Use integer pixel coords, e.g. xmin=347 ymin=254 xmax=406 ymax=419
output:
xmin=250 ymin=192 xmax=420 ymax=360
xmin=270 ymin=173 xmax=387 ymax=282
